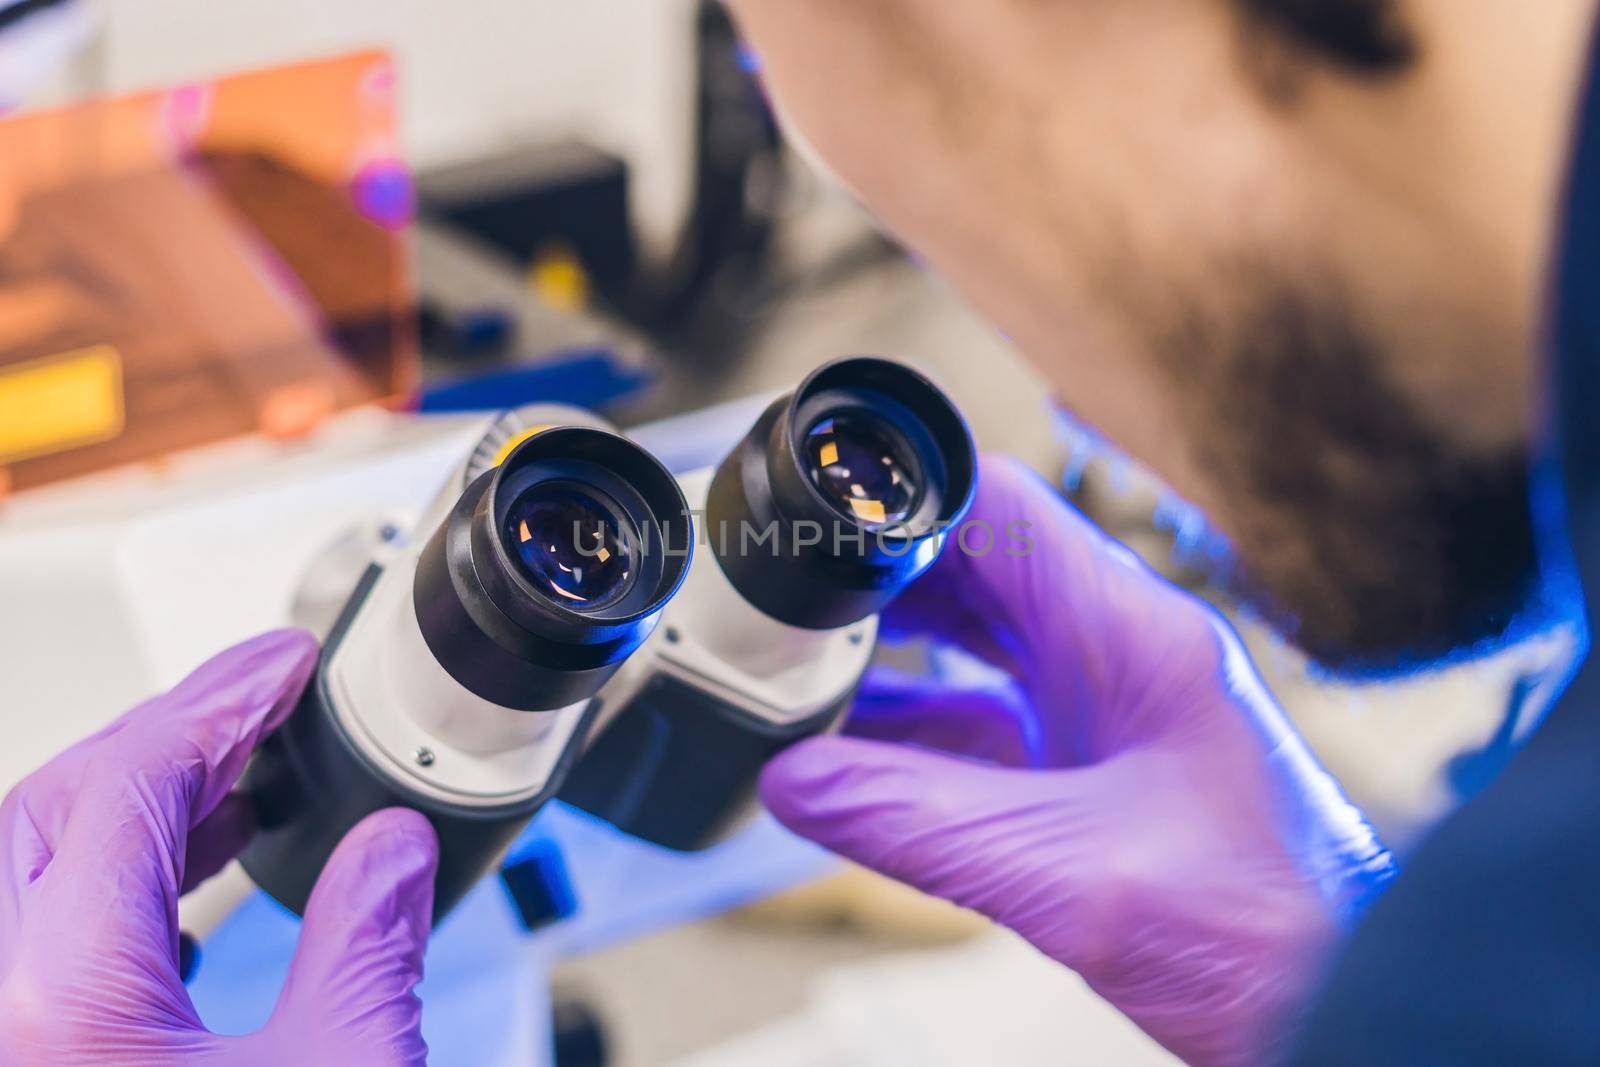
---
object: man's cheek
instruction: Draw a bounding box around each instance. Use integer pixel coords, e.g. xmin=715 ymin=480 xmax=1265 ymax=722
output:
xmin=750 ymin=76 xmax=851 ymax=193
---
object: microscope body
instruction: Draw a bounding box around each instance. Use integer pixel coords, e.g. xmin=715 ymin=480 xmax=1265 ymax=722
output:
xmin=242 ymin=358 xmax=975 ymax=918
xmin=559 ymin=352 xmax=983 ymax=854
xmin=241 ymin=557 xmax=595 ymax=919
xmin=559 ymin=467 xmax=877 ymax=850
xmin=242 ymin=406 xmax=688 ymax=920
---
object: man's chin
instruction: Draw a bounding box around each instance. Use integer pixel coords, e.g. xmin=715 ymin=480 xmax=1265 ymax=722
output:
xmin=1225 ymin=557 xmax=1547 ymax=684
xmin=1140 ymin=256 xmax=1546 ymax=684
xmin=1146 ymin=464 xmax=1542 ymax=681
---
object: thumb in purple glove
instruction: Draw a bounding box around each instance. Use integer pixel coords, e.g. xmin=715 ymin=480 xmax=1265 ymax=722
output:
xmin=761 ymin=456 xmax=1396 ymax=1067
xmin=0 ymin=629 xmax=439 ymax=1067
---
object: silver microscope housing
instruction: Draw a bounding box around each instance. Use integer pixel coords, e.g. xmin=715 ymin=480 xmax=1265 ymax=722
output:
xmin=240 ymin=407 xmax=693 ymax=919
xmin=559 ymin=357 xmax=978 ymax=850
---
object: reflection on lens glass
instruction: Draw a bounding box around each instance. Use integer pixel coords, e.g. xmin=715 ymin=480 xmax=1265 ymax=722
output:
xmin=504 ymin=484 xmax=637 ymax=608
xmin=803 ymin=412 xmax=921 ymax=528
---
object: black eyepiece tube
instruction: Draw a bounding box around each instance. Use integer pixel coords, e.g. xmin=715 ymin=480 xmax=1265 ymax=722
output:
xmin=705 ymin=356 xmax=977 ymax=629
xmin=415 ymin=427 xmax=695 ymax=709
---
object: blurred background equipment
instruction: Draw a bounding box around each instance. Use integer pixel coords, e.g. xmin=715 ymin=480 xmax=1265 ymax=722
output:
xmin=0 ymin=0 xmax=97 ymax=108
xmin=0 ymin=5 xmax=1574 ymax=1066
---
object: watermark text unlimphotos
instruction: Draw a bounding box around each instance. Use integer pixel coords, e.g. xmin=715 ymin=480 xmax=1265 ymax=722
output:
xmin=572 ymin=512 xmax=1035 ymax=560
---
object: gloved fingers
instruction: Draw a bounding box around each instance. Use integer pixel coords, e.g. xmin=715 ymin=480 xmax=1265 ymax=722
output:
xmin=877 ymin=454 xmax=1098 ymax=680
xmin=266 ymin=809 xmax=436 ymax=1064
xmin=760 ymin=735 xmax=1095 ymax=933
xmin=180 ymin=792 xmax=255 ymax=895
xmin=896 ymin=454 xmax=1226 ymax=755
xmin=44 ymin=630 xmax=316 ymax=912
xmin=0 ymin=705 xmax=142 ymax=896
xmin=0 ymin=718 xmax=230 ymax=908
xmin=847 ymin=666 xmax=1042 ymax=767
xmin=878 ymin=561 xmax=1027 ymax=678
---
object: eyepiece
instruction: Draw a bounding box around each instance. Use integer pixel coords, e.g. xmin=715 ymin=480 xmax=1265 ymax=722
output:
xmin=802 ymin=411 xmax=924 ymax=529
xmin=416 ymin=426 xmax=693 ymax=709
xmin=503 ymin=482 xmax=640 ymax=609
xmin=707 ymin=356 xmax=977 ymax=629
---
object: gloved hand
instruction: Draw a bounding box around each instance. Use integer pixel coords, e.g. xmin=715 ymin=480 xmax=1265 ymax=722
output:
xmin=0 ymin=629 xmax=439 ymax=1066
xmin=761 ymin=456 xmax=1398 ymax=1067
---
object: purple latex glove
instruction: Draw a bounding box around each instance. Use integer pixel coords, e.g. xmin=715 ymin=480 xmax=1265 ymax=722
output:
xmin=0 ymin=629 xmax=438 ymax=1066
xmin=761 ymin=456 xmax=1398 ymax=1067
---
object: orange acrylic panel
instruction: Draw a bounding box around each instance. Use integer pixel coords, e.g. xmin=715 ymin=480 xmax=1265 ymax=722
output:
xmin=0 ymin=50 xmax=418 ymax=492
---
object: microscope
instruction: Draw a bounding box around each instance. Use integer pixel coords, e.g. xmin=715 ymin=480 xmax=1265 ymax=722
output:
xmin=240 ymin=357 xmax=976 ymax=917
xmin=559 ymin=357 xmax=976 ymax=847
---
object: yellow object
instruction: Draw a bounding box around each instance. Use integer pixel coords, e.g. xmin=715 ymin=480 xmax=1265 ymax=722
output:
xmin=528 ymin=244 xmax=591 ymax=312
xmin=850 ymin=497 xmax=888 ymax=524
xmin=0 ymin=345 xmax=124 ymax=464
xmin=491 ymin=424 xmax=557 ymax=468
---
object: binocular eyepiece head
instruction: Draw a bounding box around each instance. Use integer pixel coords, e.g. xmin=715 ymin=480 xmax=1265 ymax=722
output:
xmin=708 ymin=356 xmax=978 ymax=629
xmin=415 ymin=425 xmax=694 ymax=711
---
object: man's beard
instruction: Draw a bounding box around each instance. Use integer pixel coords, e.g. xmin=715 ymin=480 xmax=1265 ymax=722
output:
xmin=1164 ymin=276 xmax=1539 ymax=677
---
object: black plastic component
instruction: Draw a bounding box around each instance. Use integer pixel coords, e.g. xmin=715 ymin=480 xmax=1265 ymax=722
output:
xmin=559 ymin=673 xmax=855 ymax=852
xmin=413 ymin=427 xmax=693 ymax=710
xmin=240 ymin=566 xmax=597 ymax=922
xmin=499 ymin=839 xmax=578 ymax=931
xmin=419 ymin=300 xmax=515 ymax=360
xmin=0 ymin=0 xmax=75 ymax=33
xmin=552 ymin=997 xmax=610 ymax=1067
xmin=418 ymin=141 xmax=637 ymax=304
xmin=178 ymin=932 xmax=200 ymax=985
xmin=706 ymin=357 xmax=977 ymax=629
xmin=620 ymin=0 xmax=786 ymax=331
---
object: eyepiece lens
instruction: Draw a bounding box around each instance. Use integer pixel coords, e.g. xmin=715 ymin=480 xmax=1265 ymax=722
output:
xmin=503 ymin=484 xmax=638 ymax=609
xmin=803 ymin=411 xmax=922 ymax=528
